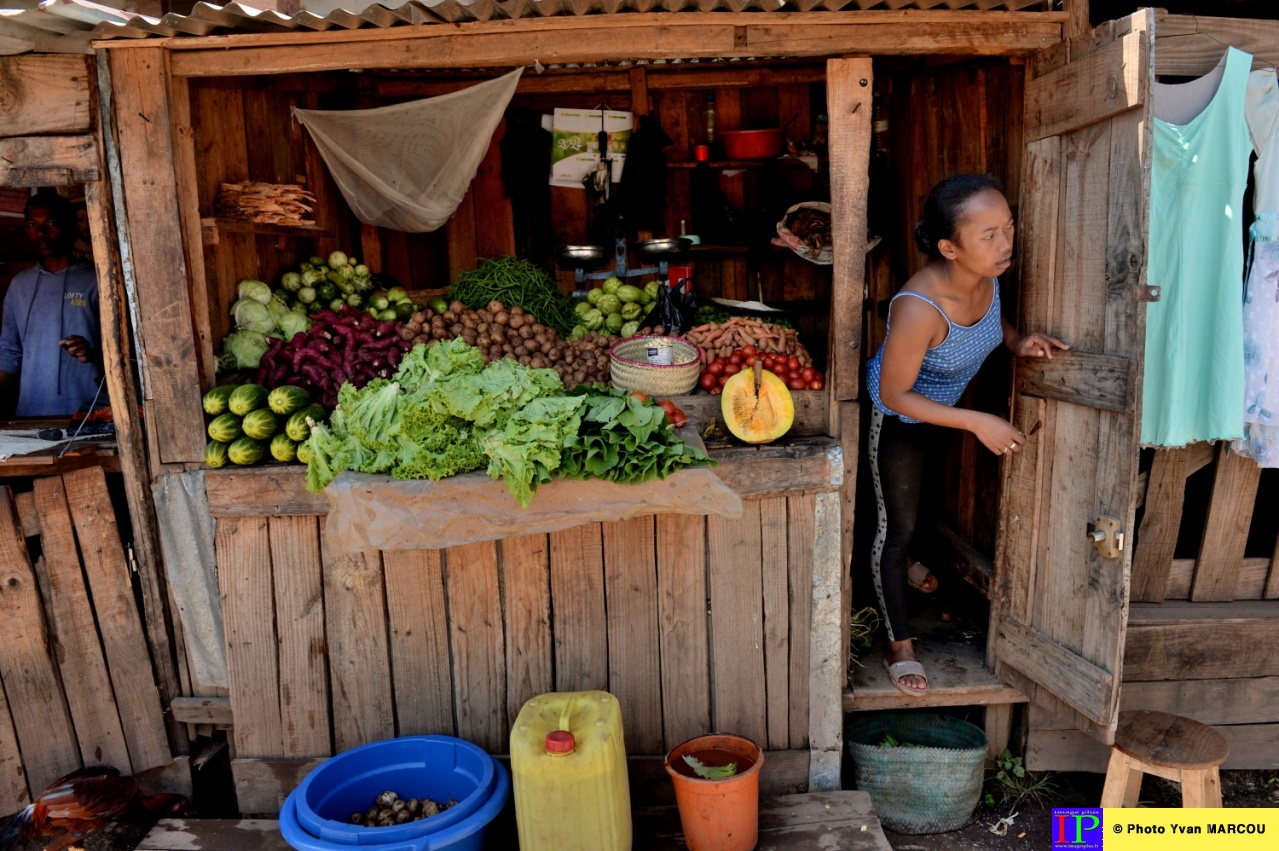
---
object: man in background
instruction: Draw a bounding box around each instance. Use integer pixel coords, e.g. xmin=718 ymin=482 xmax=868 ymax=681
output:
xmin=0 ymin=190 xmax=102 ymax=417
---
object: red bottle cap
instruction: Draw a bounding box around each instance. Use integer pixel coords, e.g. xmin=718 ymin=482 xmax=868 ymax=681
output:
xmin=695 ymin=144 xmax=710 ymax=162
xmin=545 ymin=730 xmax=576 ymax=754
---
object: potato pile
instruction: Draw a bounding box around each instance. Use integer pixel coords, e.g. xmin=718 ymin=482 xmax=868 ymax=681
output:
xmin=349 ymin=790 xmax=456 ymax=827
xmin=398 ymin=299 xmax=618 ymax=386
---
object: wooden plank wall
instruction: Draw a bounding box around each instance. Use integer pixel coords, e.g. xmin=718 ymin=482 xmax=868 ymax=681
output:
xmin=872 ymin=57 xmax=1025 ymax=558
xmin=0 ymin=471 xmax=172 ymax=815
xmin=210 ymin=499 xmax=817 ymax=765
xmin=187 ymin=66 xmax=836 ymax=398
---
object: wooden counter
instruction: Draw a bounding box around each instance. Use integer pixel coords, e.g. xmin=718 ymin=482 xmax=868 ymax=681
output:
xmin=188 ymin=440 xmax=846 ymax=810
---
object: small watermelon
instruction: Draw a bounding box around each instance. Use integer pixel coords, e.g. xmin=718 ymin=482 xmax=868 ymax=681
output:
xmin=202 ymin=384 xmax=239 ymax=416
xmin=227 ymin=437 xmax=266 ymax=466
xmin=268 ymin=385 xmax=311 ymax=416
xmin=208 ymin=413 xmax=243 ymax=443
xmin=228 ymin=383 xmax=269 ymax=416
xmin=205 ymin=440 xmax=230 ymax=469
xmin=286 ymin=405 xmax=327 ymax=442
xmin=296 ymin=440 xmax=312 ymax=465
xmin=242 ymin=408 xmax=279 ymax=441
xmin=270 ymin=433 xmax=298 ymax=463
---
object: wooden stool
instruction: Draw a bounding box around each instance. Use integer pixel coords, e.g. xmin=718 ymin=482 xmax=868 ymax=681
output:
xmin=1100 ymin=710 xmax=1229 ymax=808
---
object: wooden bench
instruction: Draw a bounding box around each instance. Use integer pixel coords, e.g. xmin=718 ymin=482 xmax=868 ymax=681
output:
xmin=1100 ymin=710 xmax=1229 ymax=808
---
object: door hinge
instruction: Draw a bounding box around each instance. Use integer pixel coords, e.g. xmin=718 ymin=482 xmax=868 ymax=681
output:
xmin=1136 ymin=284 xmax=1161 ymax=303
xmin=1087 ymin=514 xmax=1124 ymax=559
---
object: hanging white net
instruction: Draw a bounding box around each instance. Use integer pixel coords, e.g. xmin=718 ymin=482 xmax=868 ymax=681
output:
xmin=292 ymin=68 xmax=523 ymax=233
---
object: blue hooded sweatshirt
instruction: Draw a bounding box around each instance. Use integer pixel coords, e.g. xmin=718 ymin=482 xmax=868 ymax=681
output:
xmin=0 ymin=261 xmax=102 ymax=417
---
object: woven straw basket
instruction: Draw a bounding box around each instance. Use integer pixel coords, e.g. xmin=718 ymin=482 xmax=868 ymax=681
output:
xmin=846 ymin=713 xmax=988 ymax=834
xmin=609 ymin=336 xmax=702 ymax=397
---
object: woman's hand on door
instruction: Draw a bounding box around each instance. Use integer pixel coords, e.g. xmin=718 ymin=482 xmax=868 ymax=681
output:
xmin=969 ymin=412 xmax=1027 ymax=457
xmin=1008 ymin=331 xmax=1070 ymax=360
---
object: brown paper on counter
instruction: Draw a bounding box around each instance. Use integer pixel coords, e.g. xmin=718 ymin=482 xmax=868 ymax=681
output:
xmin=324 ymin=467 xmax=743 ymax=554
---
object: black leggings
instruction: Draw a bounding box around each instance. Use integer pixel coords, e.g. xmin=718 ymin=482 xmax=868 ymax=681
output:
xmin=869 ymin=407 xmax=951 ymax=642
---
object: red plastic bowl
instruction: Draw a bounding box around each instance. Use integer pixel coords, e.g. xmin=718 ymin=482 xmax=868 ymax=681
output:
xmin=720 ymin=129 xmax=782 ymax=159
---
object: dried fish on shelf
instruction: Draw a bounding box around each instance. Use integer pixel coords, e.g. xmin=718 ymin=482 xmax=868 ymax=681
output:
xmin=217 ymin=181 xmax=317 ymax=227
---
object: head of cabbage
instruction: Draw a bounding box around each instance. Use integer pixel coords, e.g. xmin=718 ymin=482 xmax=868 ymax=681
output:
xmin=232 ymin=297 xmax=276 ymax=334
xmin=237 ymin=279 xmax=272 ymax=305
xmin=276 ymin=310 xmax=310 ymax=340
xmin=222 ymin=330 xmax=270 ymax=369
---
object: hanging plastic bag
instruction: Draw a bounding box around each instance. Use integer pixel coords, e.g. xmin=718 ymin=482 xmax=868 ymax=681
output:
xmin=646 ymin=282 xmax=699 ymax=336
xmin=293 ymin=68 xmax=523 ymax=232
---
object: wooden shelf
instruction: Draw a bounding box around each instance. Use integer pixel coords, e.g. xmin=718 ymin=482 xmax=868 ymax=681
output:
xmin=202 ymin=217 xmax=333 ymax=244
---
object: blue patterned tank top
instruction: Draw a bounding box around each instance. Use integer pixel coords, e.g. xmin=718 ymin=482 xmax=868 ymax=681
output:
xmin=866 ymin=281 xmax=1004 ymax=422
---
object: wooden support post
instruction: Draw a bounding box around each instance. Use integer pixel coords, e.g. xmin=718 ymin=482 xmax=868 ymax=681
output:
xmin=984 ymin=704 xmax=1013 ymax=761
xmin=826 ymin=57 xmax=872 ymax=403
xmin=108 ymin=48 xmax=208 ymax=465
xmin=1065 ymin=0 xmax=1091 ymax=41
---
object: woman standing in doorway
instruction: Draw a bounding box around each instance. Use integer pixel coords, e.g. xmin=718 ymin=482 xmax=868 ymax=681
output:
xmin=865 ymin=174 xmax=1069 ymax=696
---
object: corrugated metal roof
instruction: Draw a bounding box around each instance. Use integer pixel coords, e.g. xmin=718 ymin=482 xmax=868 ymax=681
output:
xmin=1 ymin=0 xmax=1059 ymax=55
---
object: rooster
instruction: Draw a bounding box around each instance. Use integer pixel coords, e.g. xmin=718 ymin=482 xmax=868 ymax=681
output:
xmin=0 ymin=765 xmax=190 ymax=851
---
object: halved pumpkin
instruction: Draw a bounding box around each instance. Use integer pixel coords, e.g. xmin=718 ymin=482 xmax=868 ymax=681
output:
xmin=721 ymin=365 xmax=794 ymax=444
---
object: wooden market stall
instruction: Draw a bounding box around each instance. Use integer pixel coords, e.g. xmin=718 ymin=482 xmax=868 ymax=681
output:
xmin=51 ymin=0 xmax=1279 ymax=822
xmin=85 ymin=4 xmax=1067 ymax=812
xmin=0 ymin=51 xmax=186 ymax=816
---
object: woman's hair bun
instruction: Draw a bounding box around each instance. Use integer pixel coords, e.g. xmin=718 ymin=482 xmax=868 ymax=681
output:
xmin=914 ymin=218 xmax=935 ymax=255
xmin=916 ymin=173 xmax=1003 ymax=259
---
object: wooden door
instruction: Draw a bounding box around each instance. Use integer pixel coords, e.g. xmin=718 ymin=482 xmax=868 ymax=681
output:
xmin=991 ymin=11 xmax=1154 ymax=744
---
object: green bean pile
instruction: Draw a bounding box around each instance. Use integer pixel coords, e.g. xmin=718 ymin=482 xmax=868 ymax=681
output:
xmin=451 ymin=257 xmax=577 ymax=337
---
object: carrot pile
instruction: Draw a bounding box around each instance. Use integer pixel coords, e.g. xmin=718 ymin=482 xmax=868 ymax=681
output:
xmin=684 ymin=317 xmax=812 ymax=367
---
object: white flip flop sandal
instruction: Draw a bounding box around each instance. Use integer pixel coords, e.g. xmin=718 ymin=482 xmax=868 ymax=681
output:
xmin=883 ymin=658 xmax=929 ymax=697
xmin=907 ymin=561 xmax=938 ymax=593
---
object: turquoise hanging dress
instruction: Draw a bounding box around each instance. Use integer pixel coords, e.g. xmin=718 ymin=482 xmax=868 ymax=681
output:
xmin=1142 ymin=47 xmax=1253 ymax=446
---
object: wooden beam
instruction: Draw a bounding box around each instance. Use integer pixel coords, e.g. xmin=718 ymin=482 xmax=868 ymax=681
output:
xmin=826 ymin=58 xmax=872 ymax=403
xmin=1154 ymin=12 xmax=1279 ymax=77
xmin=153 ymin=13 xmax=1065 ymax=78
xmin=1166 ymin=557 xmax=1271 ymax=601
xmin=1120 ymin=678 xmax=1279 ymax=728
xmin=171 ymin=696 xmax=234 ymax=727
xmin=1024 ymin=31 xmax=1145 ymax=143
xmin=1191 ymin=445 xmax=1262 ymax=602
xmin=1014 ymin=349 xmax=1136 ymax=413
xmin=1124 ymin=601 xmax=1279 ymax=681
xmin=994 ymin=616 xmax=1115 ymax=725
xmin=0 ymin=135 xmax=98 ymax=186
xmin=0 ymin=55 xmax=92 ymax=135
xmin=928 ymin=520 xmax=993 ymax=599
xmin=108 ymin=48 xmax=208 ymax=464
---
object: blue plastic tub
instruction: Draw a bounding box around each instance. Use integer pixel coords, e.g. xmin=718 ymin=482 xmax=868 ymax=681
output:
xmin=290 ymin=736 xmax=499 ymax=846
xmin=280 ymin=760 xmax=509 ymax=851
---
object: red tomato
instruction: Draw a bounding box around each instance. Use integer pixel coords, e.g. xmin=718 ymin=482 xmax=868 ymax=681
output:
xmin=744 ymin=355 xmax=758 ymax=367
xmin=740 ymin=344 xmax=758 ymax=357
xmin=629 ymin=391 xmax=649 ymax=404
xmin=709 ymin=386 xmax=722 ymax=395
xmin=723 ymin=363 xmax=742 ymax=377
xmin=706 ymin=361 xmax=725 ymax=376
xmin=788 ymin=356 xmax=801 ymax=370
xmin=728 ymin=353 xmax=743 ymax=366
xmin=801 ymin=367 xmax=817 ymax=382
xmin=659 ymin=399 xmax=678 ymax=415
xmin=672 ymin=414 xmax=688 ymax=429
xmin=699 ymin=372 xmax=718 ymax=391
xmin=810 ymin=376 xmax=824 ymax=390
xmin=787 ymin=376 xmax=807 ymax=391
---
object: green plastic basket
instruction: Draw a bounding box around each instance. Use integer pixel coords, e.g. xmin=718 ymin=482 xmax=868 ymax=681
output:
xmin=846 ymin=713 xmax=989 ymax=834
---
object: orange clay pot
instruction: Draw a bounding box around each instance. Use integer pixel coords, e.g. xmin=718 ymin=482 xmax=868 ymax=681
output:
xmin=664 ymin=734 xmax=764 ymax=851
